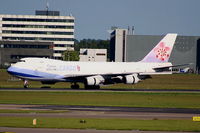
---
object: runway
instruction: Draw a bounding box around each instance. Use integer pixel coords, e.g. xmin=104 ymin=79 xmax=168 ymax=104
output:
xmin=1 ymin=104 xmax=200 ymax=114
xmin=0 ymin=111 xmax=196 ymax=120
xmin=0 ymin=104 xmax=199 ymax=119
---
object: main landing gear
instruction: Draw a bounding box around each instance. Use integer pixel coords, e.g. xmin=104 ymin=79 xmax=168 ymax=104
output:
xmin=84 ymin=85 xmax=100 ymax=89
xmin=71 ymin=83 xmax=80 ymax=89
xmin=23 ymin=80 xmax=29 ymax=88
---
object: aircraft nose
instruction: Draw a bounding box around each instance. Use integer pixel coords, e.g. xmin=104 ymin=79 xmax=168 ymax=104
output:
xmin=7 ymin=66 xmax=16 ymax=75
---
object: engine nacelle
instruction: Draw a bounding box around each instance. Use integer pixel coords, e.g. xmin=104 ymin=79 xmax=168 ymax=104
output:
xmin=123 ymin=74 xmax=140 ymax=84
xmin=85 ymin=75 xmax=105 ymax=86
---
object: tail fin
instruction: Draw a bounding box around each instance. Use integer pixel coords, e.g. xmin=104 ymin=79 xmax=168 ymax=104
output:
xmin=141 ymin=33 xmax=177 ymax=63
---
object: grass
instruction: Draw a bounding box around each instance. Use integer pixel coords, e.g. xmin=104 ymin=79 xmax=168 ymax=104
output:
xmin=0 ymin=91 xmax=200 ymax=109
xmin=0 ymin=117 xmax=200 ymax=132
xmin=0 ymin=132 xmax=14 ymax=133
xmin=1 ymin=69 xmax=200 ymax=89
xmin=103 ymin=74 xmax=200 ymax=89
xmin=1 ymin=70 xmax=200 ymax=132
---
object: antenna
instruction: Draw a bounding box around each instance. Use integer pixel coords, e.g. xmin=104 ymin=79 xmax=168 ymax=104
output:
xmin=132 ymin=26 xmax=134 ymax=35
xmin=46 ymin=0 xmax=49 ymax=11
xmin=128 ymin=26 xmax=130 ymax=35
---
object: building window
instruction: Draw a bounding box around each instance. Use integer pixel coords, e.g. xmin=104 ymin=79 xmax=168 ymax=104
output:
xmin=3 ymin=44 xmax=50 ymax=49
xmin=2 ymin=37 xmax=74 ymax=42
xmin=2 ymin=30 xmax=73 ymax=35
xmin=54 ymin=50 xmax=63 ymax=53
xmin=54 ymin=44 xmax=66 ymax=47
xmin=3 ymin=18 xmax=74 ymax=23
xmin=2 ymin=24 xmax=74 ymax=29
xmin=11 ymin=55 xmax=50 ymax=59
xmin=96 ymin=53 xmax=106 ymax=56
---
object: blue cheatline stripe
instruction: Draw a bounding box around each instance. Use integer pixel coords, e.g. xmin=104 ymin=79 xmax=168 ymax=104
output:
xmin=7 ymin=66 xmax=64 ymax=79
xmin=8 ymin=71 xmax=42 ymax=78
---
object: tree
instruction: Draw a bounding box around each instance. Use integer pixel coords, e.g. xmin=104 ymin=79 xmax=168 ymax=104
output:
xmin=62 ymin=51 xmax=79 ymax=61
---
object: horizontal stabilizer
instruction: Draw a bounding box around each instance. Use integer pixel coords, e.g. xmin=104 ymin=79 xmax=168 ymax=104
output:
xmin=153 ymin=63 xmax=193 ymax=72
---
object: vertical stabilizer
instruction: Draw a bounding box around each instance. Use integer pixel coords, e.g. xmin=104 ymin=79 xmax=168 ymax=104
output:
xmin=141 ymin=33 xmax=177 ymax=63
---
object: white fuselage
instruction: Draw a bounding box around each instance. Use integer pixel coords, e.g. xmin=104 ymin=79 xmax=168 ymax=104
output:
xmin=8 ymin=58 xmax=172 ymax=81
xmin=7 ymin=33 xmax=177 ymax=88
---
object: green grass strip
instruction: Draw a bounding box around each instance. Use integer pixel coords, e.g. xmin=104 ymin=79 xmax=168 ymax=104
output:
xmin=0 ymin=91 xmax=200 ymax=109
xmin=0 ymin=117 xmax=200 ymax=132
xmin=1 ymin=68 xmax=200 ymax=89
xmin=0 ymin=132 xmax=14 ymax=133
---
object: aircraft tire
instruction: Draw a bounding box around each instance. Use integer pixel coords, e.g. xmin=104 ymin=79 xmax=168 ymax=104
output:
xmin=24 ymin=85 xmax=28 ymax=88
xmin=71 ymin=84 xmax=80 ymax=89
xmin=84 ymin=85 xmax=100 ymax=89
xmin=188 ymin=69 xmax=194 ymax=73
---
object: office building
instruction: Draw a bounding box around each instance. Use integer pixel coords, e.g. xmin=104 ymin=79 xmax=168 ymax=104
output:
xmin=0 ymin=10 xmax=75 ymax=59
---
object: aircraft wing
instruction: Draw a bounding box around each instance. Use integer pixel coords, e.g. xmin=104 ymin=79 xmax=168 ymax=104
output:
xmin=62 ymin=72 xmax=151 ymax=83
xmin=63 ymin=72 xmax=135 ymax=79
xmin=153 ymin=63 xmax=192 ymax=72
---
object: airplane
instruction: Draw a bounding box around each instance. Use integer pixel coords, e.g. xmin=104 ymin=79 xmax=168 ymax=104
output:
xmin=7 ymin=33 xmax=177 ymax=89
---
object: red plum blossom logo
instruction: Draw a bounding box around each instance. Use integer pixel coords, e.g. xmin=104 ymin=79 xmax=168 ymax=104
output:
xmin=154 ymin=42 xmax=171 ymax=61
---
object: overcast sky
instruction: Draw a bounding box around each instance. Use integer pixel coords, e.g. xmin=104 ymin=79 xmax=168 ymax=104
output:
xmin=0 ymin=0 xmax=200 ymax=40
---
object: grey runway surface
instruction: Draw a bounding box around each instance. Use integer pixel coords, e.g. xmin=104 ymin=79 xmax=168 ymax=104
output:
xmin=0 ymin=111 xmax=196 ymax=120
xmin=0 ymin=127 xmax=197 ymax=133
xmin=0 ymin=104 xmax=199 ymax=120
xmin=1 ymin=104 xmax=200 ymax=114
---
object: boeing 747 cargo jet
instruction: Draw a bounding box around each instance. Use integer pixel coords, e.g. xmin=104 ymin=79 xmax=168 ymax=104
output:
xmin=7 ymin=33 xmax=177 ymax=89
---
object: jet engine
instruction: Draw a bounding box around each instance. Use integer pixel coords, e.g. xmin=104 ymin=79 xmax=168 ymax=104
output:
xmin=85 ymin=75 xmax=105 ymax=86
xmin=123 ymin=74 xmax=140 ymax=84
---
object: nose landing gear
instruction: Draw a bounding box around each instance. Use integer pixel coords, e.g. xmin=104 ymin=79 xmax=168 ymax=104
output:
xmin=23 ymin=80 xmax=29 ymax=88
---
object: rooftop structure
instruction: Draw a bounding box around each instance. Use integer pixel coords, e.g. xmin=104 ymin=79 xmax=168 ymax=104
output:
xmin=79 ymin=49 xmax=107 ymax=62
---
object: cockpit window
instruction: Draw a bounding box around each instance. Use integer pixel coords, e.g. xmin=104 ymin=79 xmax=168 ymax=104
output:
xmin=19 ymin=59 xmax=25 ymax=62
